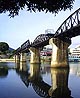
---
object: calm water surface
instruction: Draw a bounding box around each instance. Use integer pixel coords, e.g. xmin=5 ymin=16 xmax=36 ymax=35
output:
xmin=0 ymin=62 xmax=80 ymax=98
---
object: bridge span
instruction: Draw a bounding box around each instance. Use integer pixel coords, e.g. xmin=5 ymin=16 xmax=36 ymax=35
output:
xmin=13 ymin=8 xmax=80 ymax=68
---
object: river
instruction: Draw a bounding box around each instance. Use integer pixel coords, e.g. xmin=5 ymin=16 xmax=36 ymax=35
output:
xmin=0 ymin=61 xmax=80 ymax=98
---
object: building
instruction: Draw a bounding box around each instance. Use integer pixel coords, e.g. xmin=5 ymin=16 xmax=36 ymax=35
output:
xmin=69 ymin=46 xmax=80 ymax=62
xmin=40 ymin=47 xmax=52 ymax=56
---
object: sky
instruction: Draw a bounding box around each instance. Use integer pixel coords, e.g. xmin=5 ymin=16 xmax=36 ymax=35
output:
xmin=0 ymin=0 xmax=80 ymax=49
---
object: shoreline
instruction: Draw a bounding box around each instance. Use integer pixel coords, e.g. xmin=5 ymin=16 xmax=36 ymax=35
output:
xmin=0 ymin=59 xmax=15 ymax=62
xmin=0 ymin=58 xmax=80 ymax=63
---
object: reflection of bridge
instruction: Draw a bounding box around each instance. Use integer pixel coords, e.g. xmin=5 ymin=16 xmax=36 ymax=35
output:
xmin=14 ymin=8 xmax=80 ymax=68
xmin=16 ymin=63 xmax=73 ymax=98
xmin=32 ymin=80 xmax=51 ymax=98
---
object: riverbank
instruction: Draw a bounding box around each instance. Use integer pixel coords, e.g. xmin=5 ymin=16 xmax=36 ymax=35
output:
xmin=0 ymin=59 xmax=15 ymax=62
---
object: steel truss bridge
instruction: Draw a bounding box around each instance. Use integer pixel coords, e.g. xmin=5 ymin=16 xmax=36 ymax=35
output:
xmin=14 ymin=8 xmax=80 ymax=54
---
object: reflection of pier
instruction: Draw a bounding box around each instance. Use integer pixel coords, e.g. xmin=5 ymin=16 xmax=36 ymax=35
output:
xmin=16 ymin=62 xmax=30 ymax=87
xmin=49 ymin=68 xmax=73 ymax=98
xmin=16 ymin=63 xmax=73 ymax=98
xmin=15 ymin=62 xmax=29 ymax=72
xmin=29 ymin=64 xmax=51 ymax=97
xmin=16 ymin=63 xmax=51 ymax=97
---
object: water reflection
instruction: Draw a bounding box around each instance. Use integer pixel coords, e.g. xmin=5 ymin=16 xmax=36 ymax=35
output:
xmin=15 ymin=62 xmax=20 ymax=69
xmin=16 ymin=62 xmax=29 ymax=72
xmin=49 ymin=68 xmax=73 ymax=98
xmin=70 ymin=63 xmax=80 ymax=76
xmin=16 ymin=63 xmax=50 ymax=97
xmin=16 ymin=62 xmax=30 ymax=87
xmin=0 ymin=66 xmax=8 ymax=78
xmin=16 ymin=63 xmax=73 ymax=98
xmin=29 ymin=64 xmax=42 ymax=81
xmin=29 ymin=64 xmax=51 ymax=98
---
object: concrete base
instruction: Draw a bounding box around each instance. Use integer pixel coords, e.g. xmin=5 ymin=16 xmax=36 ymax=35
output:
xmin=15 ymin=55 xmax=20 ymax=64
xmin=49 ymin=38 xmax=71 ymax=68
xmin=29 ymin=47 xmax=41 ymax=64
xmin=20 ymin=53 xmax=27 ymax=62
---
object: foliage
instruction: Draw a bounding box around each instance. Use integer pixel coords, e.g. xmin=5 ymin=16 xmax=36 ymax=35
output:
xmin=0 ymin=0 xmax=75 ymax=17
xmin=0 ymin=42 xmax=9 ymax=54
xmin=68 ymin=48 xmax=71 ymax=54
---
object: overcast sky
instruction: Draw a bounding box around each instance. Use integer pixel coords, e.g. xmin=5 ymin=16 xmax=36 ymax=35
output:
xmin=0 ymin=0 xmax=80 ymax=49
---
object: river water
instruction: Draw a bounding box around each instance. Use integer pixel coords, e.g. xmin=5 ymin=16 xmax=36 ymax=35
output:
xmin=0 ymin=61 xmax=80 ymax=98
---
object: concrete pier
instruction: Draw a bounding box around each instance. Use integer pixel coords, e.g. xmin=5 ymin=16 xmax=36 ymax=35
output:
xmin=49 ymin=38 xmax=70 ymax=68
xmin=20 ymin=53 xmax=27 ymax=62
xmin=29 ymin=47 xmax=41 ymax=64
xmin=15 ymin=54 xmax=20 ymax=64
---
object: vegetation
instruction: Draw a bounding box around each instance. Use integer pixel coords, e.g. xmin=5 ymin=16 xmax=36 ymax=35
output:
xmin=0 ymin=66 xmax=8 ymax=77
xmin=0 ymin=42 xmax=9 ymax=54
xmin=68 ymin=48 xmax=71 ymax=54
xmin=0 ymin=0 xmax=75 ymax=17
xmin=0 ymin=42 xmax=14 ymax=58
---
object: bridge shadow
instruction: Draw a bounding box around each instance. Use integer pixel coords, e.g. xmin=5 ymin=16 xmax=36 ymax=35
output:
xmin=16 ymin=63 xmax=73 ymax=98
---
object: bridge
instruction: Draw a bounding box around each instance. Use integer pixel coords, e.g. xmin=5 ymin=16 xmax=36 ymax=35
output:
xmin=14 ymin=8 xmax=80 ymax=68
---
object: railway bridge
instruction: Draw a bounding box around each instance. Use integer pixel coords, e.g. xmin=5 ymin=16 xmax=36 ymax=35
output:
xmin=14 ymin=8 xmax=80 ymax=68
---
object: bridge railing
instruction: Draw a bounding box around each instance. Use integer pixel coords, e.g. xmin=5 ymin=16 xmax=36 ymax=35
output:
xmin=13 ymin=40 xmax=31 ymax=55
xmin=11 ymin=47 xmax=21 ymax=56
xmin=55 ymin=8 xmax=80 ymax=36
xmin=32 ymin=34 xmax=54 ymax=47
xmin=21 ymin=40 xmax=30 ymax=50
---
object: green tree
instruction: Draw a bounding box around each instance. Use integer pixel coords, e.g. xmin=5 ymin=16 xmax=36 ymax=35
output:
xmin=68 ymin=48 xmax=71 ymax=54
xmin=0 ymin=42 xmax=9 ymax=54
xmin=0 ymin=0 xmax=75 ymax=17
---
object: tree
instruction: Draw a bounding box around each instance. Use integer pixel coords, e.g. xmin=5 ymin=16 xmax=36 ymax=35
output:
xmin=0 ymin=0 xmax=75 ymax=17
xmin=68 ymin=48 xmax=71 ymax=54
xmin=0 ymin=42 xmax=9 ymax=54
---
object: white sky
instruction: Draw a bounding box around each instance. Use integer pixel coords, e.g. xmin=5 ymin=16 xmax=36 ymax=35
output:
xmin=0 ymin=0 xmax=80 ymax=49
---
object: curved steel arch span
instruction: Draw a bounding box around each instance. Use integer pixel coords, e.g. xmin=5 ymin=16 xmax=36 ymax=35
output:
xmin=54 ymin=8 xmax=80 ymax=38
xmin=13 ymin=8 xmax=80 ymax=54
xmin=32 ymin=33 xmax=54 ymax=47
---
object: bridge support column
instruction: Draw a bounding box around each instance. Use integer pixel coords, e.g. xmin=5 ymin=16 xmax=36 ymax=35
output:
xmin=49 ymin=38 xmax=70 ymax=68
xmin=29 ymin=47 xmax=41 ymax=64
xmin=20 ymin=53 xmax=27 ymax=62
xmin=15 ymin=54 xmax=20 ymax=63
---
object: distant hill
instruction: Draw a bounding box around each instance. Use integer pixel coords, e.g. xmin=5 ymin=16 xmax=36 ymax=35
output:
xmin=9 ymin=47 xmax=15 ymax=51
xmin=0 ymin=47 xmax=15 ymax=59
